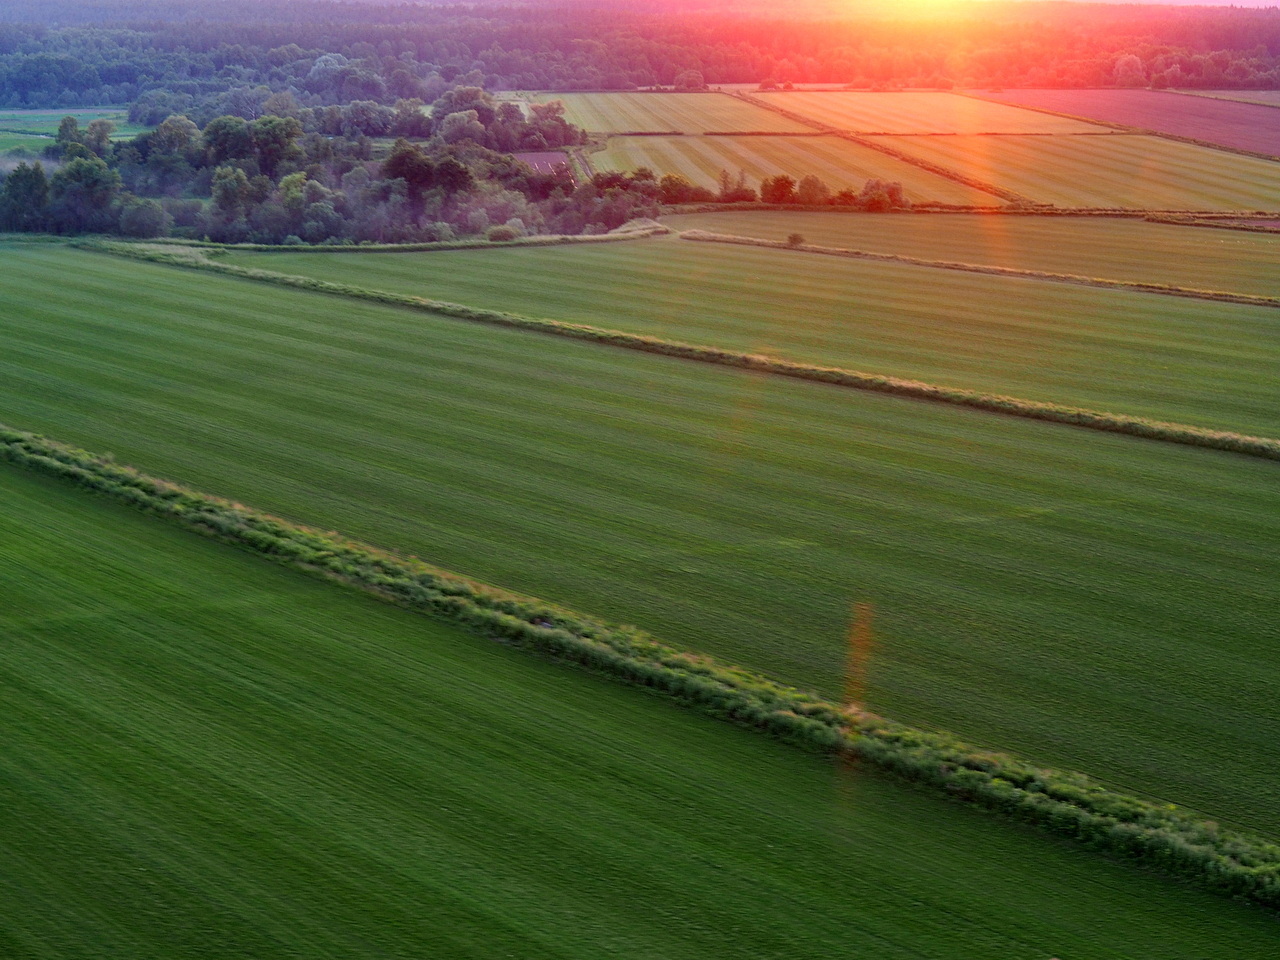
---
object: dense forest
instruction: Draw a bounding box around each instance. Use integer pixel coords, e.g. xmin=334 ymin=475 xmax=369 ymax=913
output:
xmin=0 ymin=0 xmax=1277 ymax=242
xmin=0 ymin=1 xmax=1277 ymax=112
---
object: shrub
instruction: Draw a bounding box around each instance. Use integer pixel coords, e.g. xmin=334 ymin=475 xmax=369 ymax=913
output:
xmin=486 ymin=224 xmax=518 ymax=242
xmin=786 ymin=232 xmax=805 ymax=247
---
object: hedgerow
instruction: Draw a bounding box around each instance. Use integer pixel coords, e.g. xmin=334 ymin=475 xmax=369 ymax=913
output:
xmin=80 ymin=239 xmax=1280 ymax=463
xmin=130 ymin=227 xmax=668 ymax=254
xmin=3 ymin=424 xmax=1279 ymax=911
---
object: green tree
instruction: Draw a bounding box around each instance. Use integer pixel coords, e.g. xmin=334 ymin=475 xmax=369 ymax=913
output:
xmin=796 ymin=175 xmax=830 ymax=205
xmin=760 ymin=174 xmax=796 ymax=204
xmin=211 ymin=165 xmax=252 ymax=219
xmin=49 ymin=155 xmax=121 ymax=232
xmin=117 ymin=196 xmax=171 ymax=238
xmin=203 ymin=116 xmax=253 ymax=166
xmin=250 ymin=115 xmax=304 ymax=178
xmin=55 ymin=116 xmax=83 ymax=146
xmin=84 ymin=119 xmax=115 ymax=158
xmin=0 ymin=161 xmax=50 ymax=232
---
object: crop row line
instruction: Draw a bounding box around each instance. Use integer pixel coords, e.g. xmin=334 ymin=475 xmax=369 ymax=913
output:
xmin=3 ymin=425 xmax=1278 ymax=911
xmin=680 ymin=228 xmax=1280 ymax=309
xmin=958 ymin=91 xmax=1280 ymax=164
xmin=728 ymin=91 xmax=1028 ymax=203
xmin=81 ymin=239 xmax=1280 ymax=464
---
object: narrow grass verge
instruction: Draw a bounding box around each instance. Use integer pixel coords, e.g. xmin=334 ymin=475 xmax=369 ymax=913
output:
xmin=3 ymin=424 xmax=1279 ymax=911
xmin=81 ymin=239 xmax=1280 ymax=463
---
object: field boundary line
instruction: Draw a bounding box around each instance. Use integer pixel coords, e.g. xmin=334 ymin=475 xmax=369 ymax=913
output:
xmin=958 ymin=91 xmax=1280 ymax=164
xmin=728 ymin=91 xmax=1033 ymax=204
xmin=3 ymin=424 xmax=1279 ymax=912
xmin=125 ymin=227 xmax=668 ymax=254
xmin=79 ymin=239 xmax=1280 ymax=464
xmin=680 ymin=228 xmax=1280 ymax=309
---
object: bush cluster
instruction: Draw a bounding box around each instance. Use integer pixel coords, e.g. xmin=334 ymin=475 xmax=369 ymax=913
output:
xmin=3 ymin=423 xmax=1279 ymax=911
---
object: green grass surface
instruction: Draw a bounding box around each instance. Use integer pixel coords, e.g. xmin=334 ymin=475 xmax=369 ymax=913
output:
xmin=0 ymin=132 xmax=50 ymax=152
xmin=223 ymin=237 xmax=1280 ymax=437
xmin=661 ymin=210 xmax=1280 ymax=297
xmin=592 ymin=135 xmax=993 ymax=203
xmin=4 ymin=244 xmax=1280 ymax=840
xmin=533 ymin=92 xmax=812 ymax=133
xmin=871 ymin=134 xmax=1280 ymax=209
xmin=756 ymin=91 xmax=1107 ymax=133
xmin=6 ymin=465 xmax=1280 ymax=958
xmin=0 ymin=107 xmax=148 ymax=139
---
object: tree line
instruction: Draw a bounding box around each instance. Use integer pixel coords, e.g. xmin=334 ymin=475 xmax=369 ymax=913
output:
xmin=0 ymin=1 xmax=1276 ymax=117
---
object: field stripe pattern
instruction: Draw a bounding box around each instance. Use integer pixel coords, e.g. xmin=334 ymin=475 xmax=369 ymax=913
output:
xmin=872 ymin=134 xmax=1280 ymax=209
xmin=6 ymin=429 xmax=1280 ymax=917
xmin=532 ymin=91 xmax=813 ymax=133
xmin=18 ymin=466 xmax=1278 ymax=957
xmin=591 ymin=134 xmax=993 ymax=202
xmin=216 ymin=239 xmax=1280 ymax=437
xmin=756 ymin=91 xmax=1108 ymax=133
xmin=4 ymin=244 xmax=1280 ymax=839
xmin=659 ymin=211 xmax=1280 ymax=299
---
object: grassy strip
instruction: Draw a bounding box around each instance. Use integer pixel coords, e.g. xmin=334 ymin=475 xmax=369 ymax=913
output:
xmin=82 ymin=239 xmax=1280 ymax=463
xmin=730 ymin=92 xmax=1027 ymax=203
xmin=4 ymin=423 xmax=1280 ymax=911
xmin=134 ymin=227 xmax=668 ymax=254
xmin=1147 ymin=215 xmax=1280 ymax=235
xmin=681 ymin=228 xmax=1280 ymax=309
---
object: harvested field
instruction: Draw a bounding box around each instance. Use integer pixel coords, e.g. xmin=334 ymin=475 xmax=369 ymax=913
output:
xmin=592 ymin=135 xmax=994 ymax=203
xmin=660 ymin=210 xmax=1280 ymax=298
xmin=980 ymin=89 xmax=1280 ymax=157
xmin=6 ymin=466 xmax=1278 ymax=959
xmin=872 ymin=133 xmax=1280 ymax=209
xmin=513 ymin=150 xmax=573 ymax=177
xmin=6 ymin=244 xmax=1280 ymax=838
xmin=532 ymin=92 xmax=811 ymax=133
xmin=756 ymin=91 xmax=1106 ymax=133
xmin=224 ymin=238 xmax=1280 ymax=436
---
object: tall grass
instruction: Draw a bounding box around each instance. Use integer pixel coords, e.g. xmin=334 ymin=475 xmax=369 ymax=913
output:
xmin=4 ymin=423 xmax=1280 ymax=912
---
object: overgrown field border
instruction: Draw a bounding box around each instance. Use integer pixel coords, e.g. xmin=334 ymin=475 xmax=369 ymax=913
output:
xmin=3 ymin=425 xmax=1279 ymax=911
xmin=78 ymin=239 xmax=1280 ymax=463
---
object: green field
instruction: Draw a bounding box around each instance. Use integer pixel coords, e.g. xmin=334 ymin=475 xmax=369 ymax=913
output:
xmin=17 ymin=471 xmax=1277 ymax=958
xmin=533 ymin=92 xmax=812 ymax=133
xmin=4 ymin=243 xmax=1280 ymax=839
xmin=756 ymin=91 xmax=1107 ymax=133
xmin=592 ymin=135 xmax=994 ymax=203
xmin=661 ymin=210 xmax=1280 ymax=297
xmin=0 ymin=132 xmax=50 ymax=152
xmin=223 ymin=238 xmax=1280 ymax=437
xmin=872 ymin=134 xmax=1280 ymax=209
xmin=0 ymin=107 xmax=149 ymax=140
